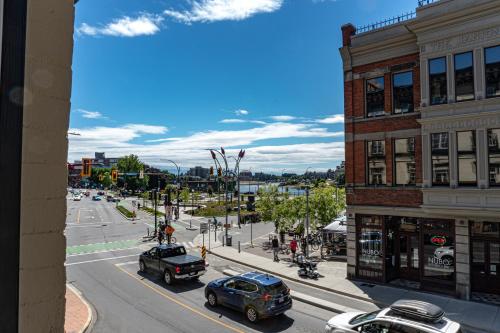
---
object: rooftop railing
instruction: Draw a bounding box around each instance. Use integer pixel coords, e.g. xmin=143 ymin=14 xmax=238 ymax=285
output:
xmin=356 ymin=11 xmax=416 ymax=34
xmin=418 ymin=0 xmax=440 ymax=7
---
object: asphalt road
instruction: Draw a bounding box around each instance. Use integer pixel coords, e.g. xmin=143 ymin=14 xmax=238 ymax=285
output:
xmin=65 ymin=191 xmax=375 ymax=333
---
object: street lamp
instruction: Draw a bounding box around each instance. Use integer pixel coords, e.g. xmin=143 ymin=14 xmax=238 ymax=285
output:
xmin=208 ymin=148 xmax=245 ymax=245
xmin=163 ymin=159 xmax=181 ymax=218
xmin=304 ymin=167 xmax=312 ymax=258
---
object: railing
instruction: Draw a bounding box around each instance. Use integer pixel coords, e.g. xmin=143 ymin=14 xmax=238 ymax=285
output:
xmin=356 ymin=11 xmax=416 ymax=34
xmin=418 ymin=0 xmax=440 ymax=7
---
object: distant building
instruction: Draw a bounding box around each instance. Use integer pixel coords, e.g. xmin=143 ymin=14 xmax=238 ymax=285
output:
xmin=187 ymin=166 xmax=209 ymax=179
xmin=73 ymin=152 xmax=119 ymax=169
xmin=239 ymin=170 xmax=253 ymax=181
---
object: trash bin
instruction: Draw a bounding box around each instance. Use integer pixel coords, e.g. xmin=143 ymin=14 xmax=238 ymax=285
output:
xmin=225 ymin=235 xmax=232 ymax=247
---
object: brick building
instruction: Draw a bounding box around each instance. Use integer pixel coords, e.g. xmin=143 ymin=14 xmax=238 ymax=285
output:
xmin=341 ymin=0 xmax=500 ymax=299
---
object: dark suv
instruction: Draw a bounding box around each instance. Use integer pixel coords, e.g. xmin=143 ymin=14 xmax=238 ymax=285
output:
xmin=205 ymin=271 xmax=292 ymax=323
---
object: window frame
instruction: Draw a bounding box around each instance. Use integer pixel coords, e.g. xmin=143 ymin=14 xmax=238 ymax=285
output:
xmin=367 ymin=140 xmax=387 ymax=186
xmin=366 ymin=76 xmax=386 ymax=118
xmin=393 ymin=137 xmax=416 ymax=186
xmin=487 ymin=128 xmax=500 ymax=187
xmin=431 ymin=132 xmax=450 ymax=187
xmin=429 ymin=56 xmax=448 ymax=106
xmin=484 ymin=45 xmax=500 ymax=99
xmin=456 ymin=130 xmax=477 ymax=187
xmin=392 ymin=70 xmax=414 ymax=114
xmin=454 ymin=51 xmax=475 ymax=102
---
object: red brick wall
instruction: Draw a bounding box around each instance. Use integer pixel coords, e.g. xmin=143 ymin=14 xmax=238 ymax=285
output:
xmin=353 ymin=141 xmax=366 ymax=185
xmin=345 ymin=114 xmax=420 ymax=134
xmin=352 ymin=79 xmax=364 ymax=118
xmin=347 ymin=188 xmax=422 ymax=207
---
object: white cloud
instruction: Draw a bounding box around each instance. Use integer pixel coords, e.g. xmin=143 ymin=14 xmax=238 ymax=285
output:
xmin=164 ymin=0 xmax=283 ymax=24
xmin=77 ymin=14 xmax=163 ymax=37
xmin=220 ymin=118 xmax=246 ymax=123
xmin=75 ymin=109 xmax=106 ymax=119
xmin=235 ymin=109 xmax=249 ymax=116
xmin=68 ymin=121 xmax=344 ymax=171
xmin=270 ymin=115 xmax=296 ymax=121
xmin=316 ymin=114 xmax=344 ymax=124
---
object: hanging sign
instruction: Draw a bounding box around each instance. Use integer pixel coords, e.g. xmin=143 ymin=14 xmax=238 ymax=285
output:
xmin=430 ymin=235 xmax=447 ymax=246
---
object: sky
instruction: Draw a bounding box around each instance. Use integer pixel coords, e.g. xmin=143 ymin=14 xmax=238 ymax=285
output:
xmin=69 ymin=0 xmax=416 ymax=174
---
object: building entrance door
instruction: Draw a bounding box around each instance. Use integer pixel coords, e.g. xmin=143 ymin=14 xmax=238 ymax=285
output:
xmin=399 ymin=233 xmax=420 ymax=280
xmin=472 ymin=240 xmax=500 ymax=294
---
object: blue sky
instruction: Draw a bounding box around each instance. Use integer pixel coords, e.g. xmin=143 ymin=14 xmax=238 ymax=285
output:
xmin=69 ymin=0 xmax=416 ymax=173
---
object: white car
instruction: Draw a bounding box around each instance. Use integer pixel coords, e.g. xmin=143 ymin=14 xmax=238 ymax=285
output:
xmin=73 ymin=195 xmax=82 ymax=201
xmin=325 ymin=300 xmax=461 ymax=333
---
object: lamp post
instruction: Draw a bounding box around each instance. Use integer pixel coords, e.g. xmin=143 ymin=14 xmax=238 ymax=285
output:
xmin=161 ymin=159 xmax=181 ymax=220
xmin=208 ymin=148 xmax=245 ymax=244
xmin=304 ymin=167 xmax=312 ymax=258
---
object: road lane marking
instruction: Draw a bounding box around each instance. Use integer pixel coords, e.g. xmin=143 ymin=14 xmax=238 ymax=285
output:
xmin=76 ymin=208 xmax=81 ymax=224
xmin=65 ymin=254 xmax=138 ymax=266
xmin=115 ymin=261 xmax=137 ymax=267
xmin=115 ymin=265 xmax=245 ymax=333
xmin=66 ymin=247 xmax=141 ymax=258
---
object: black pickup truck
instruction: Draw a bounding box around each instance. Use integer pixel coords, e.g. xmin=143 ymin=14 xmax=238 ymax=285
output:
xmin=139 ymin=244 xmax=206 ymax=285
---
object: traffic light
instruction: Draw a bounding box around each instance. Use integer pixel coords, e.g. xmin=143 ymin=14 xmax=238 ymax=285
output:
xmin=217 ymin=167 xmax=222 ymax=177
xmin=111 ymin=169 xmax=118 ymax=182
xmin=209 ymin=166 xmax=214 ymax=176
xmin=81 ymin=158 xmax=92 ymax=177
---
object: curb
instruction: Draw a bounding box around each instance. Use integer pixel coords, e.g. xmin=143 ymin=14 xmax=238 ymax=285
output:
xmin=115 ymin=206 xmax=140 ymax=221
xmin=207 ymin=249 xmax=384 ymax=307
xmin=66 ymin=283 xmax=95 ymax=333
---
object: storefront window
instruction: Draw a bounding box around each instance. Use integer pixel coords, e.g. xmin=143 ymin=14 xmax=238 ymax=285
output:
xmin=423 ymin=233 xmax=455 ymax=280
xmin=358 ymin=216 xmax=383 ymax=280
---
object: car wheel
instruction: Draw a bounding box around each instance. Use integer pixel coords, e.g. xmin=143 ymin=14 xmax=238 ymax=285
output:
xmin=164 ymin=270 xmax=174 ymax=285
xmin=246 ymin=306 xmax=258 ymax=323
xmin=207 ymin=292 xmax=217 ymax=307
xmin=139 ymin=260 xmax=146 ymax=273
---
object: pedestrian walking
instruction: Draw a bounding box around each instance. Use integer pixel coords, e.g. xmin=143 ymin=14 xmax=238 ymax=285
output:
xmin=272 ymin=236 xmax=280 ymax=262
xmin=290 ymin=238 xmax=298 ymax=263
xmin=174 ymin=206 xmax=179 ymax=220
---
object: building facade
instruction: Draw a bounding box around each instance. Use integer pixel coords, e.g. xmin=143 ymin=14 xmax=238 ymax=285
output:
xmin=341 ymin=0 xmax=500 ymax=299
xmin=187 ymin=166 xmax=210 ymax=179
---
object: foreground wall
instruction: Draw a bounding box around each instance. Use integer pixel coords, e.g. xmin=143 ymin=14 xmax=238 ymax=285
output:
xmin=18 ymin=0 xmax=74 ymax=331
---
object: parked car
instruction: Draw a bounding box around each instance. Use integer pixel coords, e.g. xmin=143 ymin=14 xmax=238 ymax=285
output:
xmin=97 ymin=190 xmax=105 ymax=195
xmin=205 ymin=271 xmax=292 ymax=323
xmin=139 ymin=244 xmax=205 ymax=285
xmin=92 ymin=195 xmax=101 ymax=201
xmin=73 ymin=195 xmax=82 ymax=201
xmin=325 ymin=299 xmax=462 ymax=333
xmin=106 ymin=195 xmax=114 ymax=202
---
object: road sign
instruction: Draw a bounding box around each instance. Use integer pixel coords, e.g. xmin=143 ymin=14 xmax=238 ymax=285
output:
xmin=201 ymin=246 xmax=206 ymax=260
xmin=200 ymin=222 xmax=208 ymax=234
xmin=165 ymin=225 xmax=175 ymax=235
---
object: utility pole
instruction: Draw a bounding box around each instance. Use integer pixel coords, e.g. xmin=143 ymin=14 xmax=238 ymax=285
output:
xmin=305 ymin=186 xmax=310 ymax=258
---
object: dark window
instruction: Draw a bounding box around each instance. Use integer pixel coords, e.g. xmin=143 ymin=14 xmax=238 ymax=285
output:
xmin=366 ymin=77 xmax=385 ymax=117
xmin=394 ymin=138 xmax=416 ymax=185
xmin=457 ymin=131 xmax=477 ymax=186
xmin=235 ymin=280 xmax=258 ymax=293
xmin=485 ymin=45 xmax=500 ymax=98
xmin=429 ymin=57 xmax=447 ymax=105
xmin=471 ymin=221 xmax=500 ymax=238
xmin=488 ymin=128 xmax=500 ymax=186
xmin=357 ymin=321 xmax=391 ymax=333
xmin=423 ymin=233 xmax=455 ymax=281
xmin=393 ymin=71 xmax=414 ymax=114
xmin=454 ymin=52 xmax=474 ymax=102
xmin=431 ymin=133 xmax=449 ymax=186
xmin=367 ymin=140 xmax=386 ymax=185
xmin=357 ymin=216 xmax=383 ymax=280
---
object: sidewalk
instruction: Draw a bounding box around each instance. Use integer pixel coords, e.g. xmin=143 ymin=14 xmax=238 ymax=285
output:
xmin=208 ymin=243 xmax=500 ymax=333
xmin=65 ymin=284 xmax=93 ymax=333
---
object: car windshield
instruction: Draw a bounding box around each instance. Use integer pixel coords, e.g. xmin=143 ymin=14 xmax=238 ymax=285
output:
xmin=264 ymin=281 xmax=288 ymax=295
xmin=349 ymin=310 xmax=381 ymax=325
xmin=160 ymin=246 xmax=186 ymax=258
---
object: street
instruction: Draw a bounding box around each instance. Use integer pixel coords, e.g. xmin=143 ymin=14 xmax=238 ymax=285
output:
xmin=65 ymin=191 xmax=367 ymax=333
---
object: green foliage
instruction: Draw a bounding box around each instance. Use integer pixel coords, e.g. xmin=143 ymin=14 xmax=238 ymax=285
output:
xmin=116 ymin=205 xmax=136 ymax=218
xmin=117 ymin=154 xmax=148 ymax=193
xmin=180 ymin=188 xmax=190 ymax=204
xmin=255 ymin=186 xmax=280 ymax=222
xmin=140 ymin=206 xmax=164 ymax=217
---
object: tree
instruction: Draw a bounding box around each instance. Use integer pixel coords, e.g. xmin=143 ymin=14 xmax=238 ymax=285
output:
xmin=310 ymin=185 xmax=344 ymax=229
xmin=256 ymin=186 xmax=280 ymax=222
xmin=117 ymin=154 xmax=148 ymax=193
xmin=180 ymin=188 xmax=190 ymax=208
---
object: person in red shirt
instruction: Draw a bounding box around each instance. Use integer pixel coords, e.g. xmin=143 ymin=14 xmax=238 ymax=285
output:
xmin=290 ymin=238 xmax=298 ymax=263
